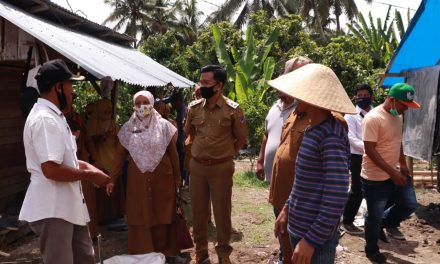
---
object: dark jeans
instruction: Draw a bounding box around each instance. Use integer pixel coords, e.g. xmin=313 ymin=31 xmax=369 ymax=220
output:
xmin=361 ymin=178 xmax=418 ymax=254
xmin=290 ymin=229 xmax=339 ymax=264
xmin=343 ymin=154 xmax=363 ymax=225
xmin=273 ymin=207 xmax=283 ymax=262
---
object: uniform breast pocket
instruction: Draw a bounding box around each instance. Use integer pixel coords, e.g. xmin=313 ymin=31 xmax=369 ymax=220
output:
xmin=220 ymin=117 xmax=232 ymax=127
xmin=216 ymin=117 xmax=231 ymax=135
xmin=191 ymin=118 xmax=205 ymax=131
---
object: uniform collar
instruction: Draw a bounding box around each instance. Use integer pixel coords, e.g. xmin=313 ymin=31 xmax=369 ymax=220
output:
xmin=201 ymin=95 xmax=225 ymax=108
xmin=37 ymin=98 xmax=63 ymax=116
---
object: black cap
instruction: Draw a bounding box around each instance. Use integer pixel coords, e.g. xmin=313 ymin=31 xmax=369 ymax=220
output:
xmin=35 ymin=59 xmax=84 ymax=93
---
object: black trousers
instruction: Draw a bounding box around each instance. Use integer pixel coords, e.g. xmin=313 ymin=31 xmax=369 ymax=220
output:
xmin=343 ymin=154 xmax=363 ymax=225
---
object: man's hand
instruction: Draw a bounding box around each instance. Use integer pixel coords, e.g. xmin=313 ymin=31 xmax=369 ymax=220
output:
xmin=389 ymin=169 xmax=407 ymax=186
xmin=84 ymin=164 xmax=110 ymax=187
xmin=274 ymin=207 xmax=288 ymax=238
xmin=255 ymin=160 xmax=265 ymax=181
xmin=400 ymin=165 xmax=410 ymax=177
xmin=292 ymin=238 xmax=315 ymax=264
xmin=106 ymin=182 xmax=114 ymax=196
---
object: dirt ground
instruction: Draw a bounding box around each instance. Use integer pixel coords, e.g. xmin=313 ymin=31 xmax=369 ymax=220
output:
xmin=1 ymin=159 xmax=440 ymax=264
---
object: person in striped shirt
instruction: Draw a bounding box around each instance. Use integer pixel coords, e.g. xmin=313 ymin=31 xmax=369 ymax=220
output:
xmin=270 ymin=64 xmax=356 ymax=264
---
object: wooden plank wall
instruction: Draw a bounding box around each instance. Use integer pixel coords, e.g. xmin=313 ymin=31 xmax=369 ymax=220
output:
xmin=0 ymin=68 xmax=28 ymax=212
xmin=0 ymin=20 xmax=35 ymax=212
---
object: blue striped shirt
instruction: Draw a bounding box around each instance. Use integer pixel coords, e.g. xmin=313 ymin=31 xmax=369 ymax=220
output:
xmin=286 ymin=117 xmax=350 ymax=248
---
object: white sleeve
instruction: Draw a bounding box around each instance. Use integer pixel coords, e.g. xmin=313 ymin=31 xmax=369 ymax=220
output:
xmin=31 ymin=116 xmax=65 ymax=164
xmin=345 ymin=115 xmax=364 ymax=151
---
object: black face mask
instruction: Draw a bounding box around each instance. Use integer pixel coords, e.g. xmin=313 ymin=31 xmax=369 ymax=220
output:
xmin=200 ymin=83 xmax=218 ymax=99
xmin=355 ymin=97 xmax=372 ymax=110
xmin=56 ymin=83 xmax=67 ymax=111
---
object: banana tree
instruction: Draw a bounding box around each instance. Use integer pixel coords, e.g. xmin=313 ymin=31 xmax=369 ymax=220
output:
xmin=347 ymin=6 xmax=410 ymax=68
xmin=211 ymin=24 xmax=279 ymax=105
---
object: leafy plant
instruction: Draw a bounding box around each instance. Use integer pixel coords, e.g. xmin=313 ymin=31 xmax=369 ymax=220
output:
xmin=346 ymin=7 xmax=410 ymax=68
xmin=212 ymin=24 xmax=279 ymax=103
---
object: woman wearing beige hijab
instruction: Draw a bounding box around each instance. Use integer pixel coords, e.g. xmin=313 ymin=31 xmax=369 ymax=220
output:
xmin=106 ymin=91 xmax=182 ymax=257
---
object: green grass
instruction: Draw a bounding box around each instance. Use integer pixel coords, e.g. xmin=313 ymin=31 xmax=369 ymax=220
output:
xmin=232 ymin=171 xmax=274 ymax=245
xmin=233 ymin=171 xmax=269 ymax=188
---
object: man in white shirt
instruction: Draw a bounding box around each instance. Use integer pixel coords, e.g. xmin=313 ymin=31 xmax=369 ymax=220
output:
xmin=255 ymin=91 xmax=296 ymax=182
xmin=19 ymin=60 xmax=110 ymax=264
xmin=342 ymin=84 xmax=373 ymax=235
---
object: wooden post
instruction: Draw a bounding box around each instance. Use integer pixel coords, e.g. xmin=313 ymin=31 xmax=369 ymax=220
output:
xmin=406 ymin=156 xmax=414 ymax=176
xmin=111 ymin=80 xmax=117 ymax=119
xmin=436 ymin=156 xmax=440 ymax=192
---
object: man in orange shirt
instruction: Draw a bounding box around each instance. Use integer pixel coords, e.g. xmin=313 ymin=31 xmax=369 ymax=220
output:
xmin=361 ymin=83 xmax=420 ymax=263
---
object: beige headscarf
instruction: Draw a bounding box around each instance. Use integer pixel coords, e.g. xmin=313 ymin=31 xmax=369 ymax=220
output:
xmin=117 ymin=91 xmax=177 ymax=173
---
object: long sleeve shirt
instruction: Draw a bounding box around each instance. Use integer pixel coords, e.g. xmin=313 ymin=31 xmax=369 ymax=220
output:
xmin=344 ymin=105 xmax=370 ymax=155
xmin=286 ymin=117 xmax=350 ymax=248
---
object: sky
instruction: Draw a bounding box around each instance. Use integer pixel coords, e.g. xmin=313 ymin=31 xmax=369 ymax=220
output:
xmin=51 ymin=0 xmax=422 ymax=31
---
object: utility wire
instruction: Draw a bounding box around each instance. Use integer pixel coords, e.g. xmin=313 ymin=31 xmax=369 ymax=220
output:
xmin=64 ymin=0 xmax=73 ymax=12
xmin=371 ymin=0 xmax=417 ymax=12
xmin=199 ymin=0 xmax=221 ymax=8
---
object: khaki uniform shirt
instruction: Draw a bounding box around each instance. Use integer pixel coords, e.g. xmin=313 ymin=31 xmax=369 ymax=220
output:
xmin=184 ymin=96 xmax=248 ymax=160
xmin=269 ymin=111 xmax=309 ymax=210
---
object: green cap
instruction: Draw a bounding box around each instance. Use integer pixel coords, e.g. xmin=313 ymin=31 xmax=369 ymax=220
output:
xmin=389 ymin=83 xmax=420 ymax=108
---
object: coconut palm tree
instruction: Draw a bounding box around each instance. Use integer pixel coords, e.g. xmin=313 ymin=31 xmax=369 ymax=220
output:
xmin=332 ymin=0 xmax=372 ymax=32
xmin=173 ymin=0 xmax=204 ymax=44
xmin=207 ymin=0 xmax=296 ymax=28
xmin=103 ymin=0 xmax=179 ymax=46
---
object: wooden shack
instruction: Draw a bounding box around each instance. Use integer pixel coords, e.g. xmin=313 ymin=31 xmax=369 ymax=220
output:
xmin=0 ymin=0 xmax=193 ymax=219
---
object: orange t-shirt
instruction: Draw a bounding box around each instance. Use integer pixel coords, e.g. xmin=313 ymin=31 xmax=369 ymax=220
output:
xmin=361 ymin=105 xmax=402 ymax=181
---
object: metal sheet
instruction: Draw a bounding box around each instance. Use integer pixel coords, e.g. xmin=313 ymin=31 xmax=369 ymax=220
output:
xmin=0 ymin=1 xmax=194 ymax=87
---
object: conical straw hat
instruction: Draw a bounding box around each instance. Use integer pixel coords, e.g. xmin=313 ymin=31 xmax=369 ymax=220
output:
xmin=268 ymin=63 xmax=356 ymax=114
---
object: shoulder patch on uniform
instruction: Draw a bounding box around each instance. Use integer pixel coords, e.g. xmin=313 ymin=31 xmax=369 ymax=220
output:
xmin=226 ymin=99 xmax=239 ymax=109
xmin=188 ymin=99 xmax=203 ymax=108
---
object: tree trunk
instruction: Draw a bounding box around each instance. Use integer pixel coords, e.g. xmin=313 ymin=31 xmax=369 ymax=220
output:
xmin=312 ymin=0 xmax=326 ymax=40
xmin=336 ymin=13 xmax=340 ymax=33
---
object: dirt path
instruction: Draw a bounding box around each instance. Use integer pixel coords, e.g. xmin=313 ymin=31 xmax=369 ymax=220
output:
xmin=2 ymin=164 xmax=440 ymax=263
xmin=337 ymin=188 xmax=440 ymax=264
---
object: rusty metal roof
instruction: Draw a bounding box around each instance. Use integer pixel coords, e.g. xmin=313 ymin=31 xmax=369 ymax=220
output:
xmin=3 ymin=0 xmax=135 ymax=46
xmin=0 ymin=0 xmax=194 ymax=87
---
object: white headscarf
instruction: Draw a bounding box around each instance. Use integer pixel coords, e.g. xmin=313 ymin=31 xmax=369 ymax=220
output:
xmin=117 ymin=91 xmax=177 ymax=173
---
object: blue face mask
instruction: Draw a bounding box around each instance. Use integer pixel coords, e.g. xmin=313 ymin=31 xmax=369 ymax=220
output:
xmin=390 ymin=100 xmax=399 ymax=117
xmin=355 ymin=97 xmax=371 ymax=110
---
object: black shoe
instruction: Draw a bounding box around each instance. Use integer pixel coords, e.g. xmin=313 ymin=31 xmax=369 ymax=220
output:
xmin=379 ymin=229 xmax=390 ymax=243
xmin=342 ymin=223 xmax=364 ymax=235
xmin=386 ymin=227 xmax=405 ymax=240
xmin=366 ymin=251 xmax=387 ymax=263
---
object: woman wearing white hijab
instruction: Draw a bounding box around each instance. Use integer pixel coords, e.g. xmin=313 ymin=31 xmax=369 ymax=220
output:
xmin=106 ymin=91 xmax=181 ymax=257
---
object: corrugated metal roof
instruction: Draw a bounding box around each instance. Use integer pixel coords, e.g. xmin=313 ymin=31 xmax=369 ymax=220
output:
xmin=0 ymin=0 xmax=194 ymax=88
xmin=4 ymin=0 xmax=135 ymax=46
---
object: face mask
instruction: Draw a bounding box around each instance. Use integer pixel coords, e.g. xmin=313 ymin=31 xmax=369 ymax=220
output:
xmin=355 ymin=97 xmax=371 ymax=110
xmin=200 ymin=83 xmax=217 ymax=99
xmin=56 ymin=83 xmax=67 ymax=111
xmin=390 ymin=100 xmax=399 ymax=117
xmin=134 ymin=105 xmax=153 ymax=118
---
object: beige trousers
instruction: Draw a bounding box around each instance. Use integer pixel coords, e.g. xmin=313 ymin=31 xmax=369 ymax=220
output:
xmin=189 ymin=158 xmax=234 ymax=257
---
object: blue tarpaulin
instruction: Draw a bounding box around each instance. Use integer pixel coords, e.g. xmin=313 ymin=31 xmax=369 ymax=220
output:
xmin=383 ymin=0 xmax=440 ymax=87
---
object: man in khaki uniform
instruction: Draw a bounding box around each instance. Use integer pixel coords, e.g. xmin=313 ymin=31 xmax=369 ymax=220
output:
xmin=185 ymin=65 xmax=247 ymax=264
xmin=269 ymin=56 xmax=312 ymax=264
